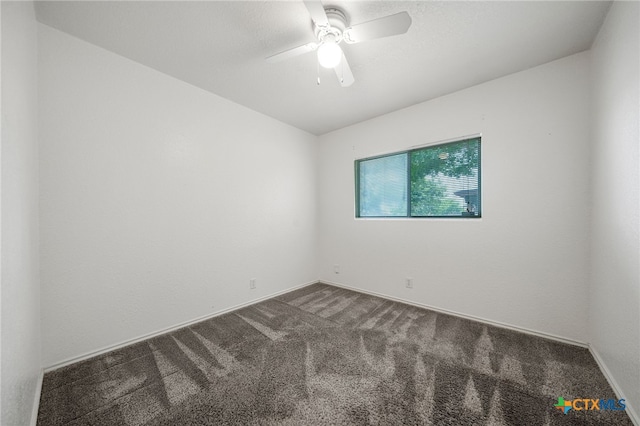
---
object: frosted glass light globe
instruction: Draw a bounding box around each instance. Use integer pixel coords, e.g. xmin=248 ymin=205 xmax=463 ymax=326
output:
xmin=317 ymin=41 xmax=342 ymax=69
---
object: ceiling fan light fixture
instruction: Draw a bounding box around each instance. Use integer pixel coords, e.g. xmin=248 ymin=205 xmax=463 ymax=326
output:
xmin=265 ymin=2 xmax=412 ymax=87
xmin=317 ymin=38 xmax=342 ymax=69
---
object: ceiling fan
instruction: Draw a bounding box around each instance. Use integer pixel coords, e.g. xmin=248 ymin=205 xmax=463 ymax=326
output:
xmin=266 ymin=1 xmax=412 ymax=87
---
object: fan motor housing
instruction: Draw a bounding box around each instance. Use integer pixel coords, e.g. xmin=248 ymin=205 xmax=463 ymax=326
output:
xmin=315 ymin=7 xmax=348 ymax=42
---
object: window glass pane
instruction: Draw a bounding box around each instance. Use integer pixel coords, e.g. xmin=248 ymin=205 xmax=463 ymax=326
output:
xmin=358 ymin=153 xmax=408 ymax=217
xmin=410 ymin=139 xmax=480 ymax=217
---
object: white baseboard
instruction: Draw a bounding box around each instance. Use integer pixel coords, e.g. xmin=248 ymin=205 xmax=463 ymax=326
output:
xmin=321 ymin=280 xmax=588 ymax=348
xmin=44 ymin=278 xmax=589 ymax=370
xmin=44 ymin=280 xmax=317 ymax=372
xmin=30 ymin=368 xmax=44 ymax=426
xmin=38 ymin=279 xmax=639 ymax=425
xmin=323 ymin=280 xmax=640 ymax=425
xmin=589 ymin=345 xmax=639 ymax=426
xmin=327 ymin=280 xmax=640 ymax=423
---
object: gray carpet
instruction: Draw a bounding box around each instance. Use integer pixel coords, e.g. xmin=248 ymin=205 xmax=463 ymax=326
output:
xmin=37 ymin=282 xmax=633 ymax=425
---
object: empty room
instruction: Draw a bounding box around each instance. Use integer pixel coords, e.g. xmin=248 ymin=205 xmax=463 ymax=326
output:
xmin=2 ymin=0 xmax=639 ymax=425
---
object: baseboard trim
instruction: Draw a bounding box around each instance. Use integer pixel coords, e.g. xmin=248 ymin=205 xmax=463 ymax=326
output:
xmin=589 ymin=345 xmax=639 ymax=426
xmin=30 ymin=368 xmax=44 ymax=426
xmin=44 ymin=280 xmax=318 ymax=372
xmin=321 ymin=280 xmax=588 ymax=348
xmin=45 ymin=279 xmax=588 ymax=371
xmin=40 ymin=279 xmax=638 ymax=425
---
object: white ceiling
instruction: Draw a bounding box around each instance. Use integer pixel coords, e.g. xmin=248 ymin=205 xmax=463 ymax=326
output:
xmin=34 ymin=1 xmax=611 ymax=135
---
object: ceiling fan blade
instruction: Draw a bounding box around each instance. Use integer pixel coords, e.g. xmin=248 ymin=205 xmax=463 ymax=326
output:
xmin=303 ymin=0 xmax=329 ymax=28
xmin=266 ymin=42 xmax=318 ymax=63
xmin=343 ymin=12 xmax=412 ymax=44
xmin=334 ymin=51 xmax=354 ymax=87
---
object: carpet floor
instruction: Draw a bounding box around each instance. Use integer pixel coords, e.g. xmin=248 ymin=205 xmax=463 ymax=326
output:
xmin=37 ymin=282 xmax=633 ymax=425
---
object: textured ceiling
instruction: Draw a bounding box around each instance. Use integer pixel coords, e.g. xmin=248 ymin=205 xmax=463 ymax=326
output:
xmin=34 ymin=1 xmax=611 ymax=135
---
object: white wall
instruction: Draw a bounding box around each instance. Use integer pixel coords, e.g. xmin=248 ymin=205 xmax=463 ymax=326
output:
xmin=318 ymin=52 xmax=591 ymax=343
xmin=38 ymin=25 xmax=318 ymax=367
xmin=24 ymin=4 xmax=640 ymax=422
xmin=589 ymin=1 xmax=640 ymax=421
xmin=1 ymin=2 xmax=42 ymax=425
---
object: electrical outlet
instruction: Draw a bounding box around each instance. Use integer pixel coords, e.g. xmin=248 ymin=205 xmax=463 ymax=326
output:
xmin=405 ymin=278 xmax=413 ymax=289
xmin=249 ymin=278 xmax=256 ymax=289
xmin=333 ymin=265 xmax=340 ymax=274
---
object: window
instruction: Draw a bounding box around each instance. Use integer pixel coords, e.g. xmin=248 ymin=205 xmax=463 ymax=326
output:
xmin=356 ymin=137 xmax=481 ymax=218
